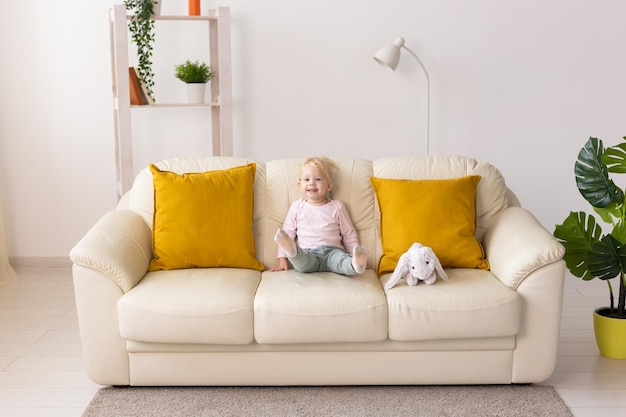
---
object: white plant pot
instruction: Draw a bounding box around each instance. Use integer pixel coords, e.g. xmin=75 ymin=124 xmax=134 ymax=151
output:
xmin=186 ymin=83 xmax=206 ymax=104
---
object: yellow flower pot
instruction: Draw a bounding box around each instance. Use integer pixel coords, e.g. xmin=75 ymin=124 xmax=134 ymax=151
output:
xmin=593 ymin=308 xmax=626 ymax=359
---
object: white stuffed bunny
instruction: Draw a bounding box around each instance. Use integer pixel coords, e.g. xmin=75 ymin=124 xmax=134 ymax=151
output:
xmin=384 ymin=243 xmax=448 ymax=290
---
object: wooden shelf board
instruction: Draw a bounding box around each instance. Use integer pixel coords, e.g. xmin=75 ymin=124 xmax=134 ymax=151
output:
xmin=130 ymin=102 xmax=220 ymax=108
xmin=126 ymin=15 xmax=217 ymax=21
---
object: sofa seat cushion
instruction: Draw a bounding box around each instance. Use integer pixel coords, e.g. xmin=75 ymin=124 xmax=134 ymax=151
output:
xmin=382 ymin=269 xmax=521 ymax=342
xmin=118 ymin=268 xmax=261 ymax=344
xmin=254 ymin=270 xmax=387 ymax=344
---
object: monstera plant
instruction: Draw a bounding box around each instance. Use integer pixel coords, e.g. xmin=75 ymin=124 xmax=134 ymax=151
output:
xmin=554 ymin=136 xmax=626 ymax=358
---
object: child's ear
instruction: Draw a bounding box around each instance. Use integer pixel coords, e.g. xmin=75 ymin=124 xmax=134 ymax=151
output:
xmin=328 ymin=179 xmax=334 ymax=191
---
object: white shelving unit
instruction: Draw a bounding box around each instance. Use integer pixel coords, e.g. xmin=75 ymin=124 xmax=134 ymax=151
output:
xmin=109 ymin=4 xmax=233 ymax=199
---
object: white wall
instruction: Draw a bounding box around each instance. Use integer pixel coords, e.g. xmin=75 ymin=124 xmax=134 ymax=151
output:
xmin=1 ymin=0 xmax=625 ymax=257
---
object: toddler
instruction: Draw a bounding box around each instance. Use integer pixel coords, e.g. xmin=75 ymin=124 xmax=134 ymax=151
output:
xmin=271 ymin=157 xmax=367 ymax=275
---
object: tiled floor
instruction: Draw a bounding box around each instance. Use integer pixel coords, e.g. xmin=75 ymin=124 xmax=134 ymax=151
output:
xmin=0 ymin=264 xmax=625 ymax=416
xmin=542 ymin=273 xmax=626 ymax=416
xmin=0 ymin=265 xmax=99 ymax=416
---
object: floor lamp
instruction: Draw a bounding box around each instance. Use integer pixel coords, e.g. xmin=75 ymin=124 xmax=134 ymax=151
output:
xmin=373 ymin=37 xmax=430 ymax=155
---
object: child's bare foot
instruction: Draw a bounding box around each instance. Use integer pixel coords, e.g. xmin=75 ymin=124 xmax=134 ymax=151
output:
xmin=352 ymin=245 xmax=367 ymax=274
xmin=274 ymin=229 xmax=297 ymax=257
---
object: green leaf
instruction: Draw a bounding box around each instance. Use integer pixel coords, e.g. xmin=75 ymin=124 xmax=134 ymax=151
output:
xmin=611 ymin=217 xmax=626 ymax=245
xmin=124 ymin=0 xmax=157 ymax=99
xmin=587 ymin=234 xmax=626 ymax=280
xmin=174 ymin=60 xmax=215 ymax=84
xmin=593 ymin=202 xmax=620 ymax=224
xmin=574 ymin=137 xmax=623 ymax=208
xmin=603 ymin=136 xmax=626 ymax=173
xmin=554 ymin=211 xmax=602 ymax=280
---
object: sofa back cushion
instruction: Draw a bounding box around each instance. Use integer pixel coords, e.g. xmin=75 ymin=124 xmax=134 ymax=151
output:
xmin=128 ymin=157 xmax=266 ymax=267
xmin=125 ymin=155 xmax=509 ymax=273
xmin=372 ymin=156 xmax=509 ymax=267
xmin=261 ymin=158 xmax=378 ymax=270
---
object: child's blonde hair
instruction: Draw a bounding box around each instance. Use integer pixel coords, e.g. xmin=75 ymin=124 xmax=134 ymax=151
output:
xmin=301 ymin=157 xmax=337 ymax=181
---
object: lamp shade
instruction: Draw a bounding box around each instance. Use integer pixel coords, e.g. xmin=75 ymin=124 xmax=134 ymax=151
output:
xmin=373 ymin=37 xmax=405 ymax=71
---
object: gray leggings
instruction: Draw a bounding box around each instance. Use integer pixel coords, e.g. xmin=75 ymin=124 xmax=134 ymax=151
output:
xmin=288 ymin=245 xmax=356 ymax=275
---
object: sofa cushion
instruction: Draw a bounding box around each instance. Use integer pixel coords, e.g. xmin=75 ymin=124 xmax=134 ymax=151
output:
xmin=371 ymin=175 xmax=489 ymax=275
xmin=148 ymin=163 xmax=263 ymax=272
xmin=372 ymin=156 xmax=509 ymax=242
xmin=118 ymin=268 xmax=261 ymax=344
xmin=129 ymin=157 xmax=259 ymax=224
xmin=254 ymin=270 xmax=387 ymax=344
xmin=382 ymin=268 xmax=521 ymax=341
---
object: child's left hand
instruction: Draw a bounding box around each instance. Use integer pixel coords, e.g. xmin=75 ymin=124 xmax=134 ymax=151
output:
xmin=270 ymin=257 xmax=289 ymax=272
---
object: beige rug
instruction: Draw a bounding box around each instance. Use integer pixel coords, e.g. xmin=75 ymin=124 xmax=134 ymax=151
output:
xmin=82 ymin=385 xmax=573 ymax=417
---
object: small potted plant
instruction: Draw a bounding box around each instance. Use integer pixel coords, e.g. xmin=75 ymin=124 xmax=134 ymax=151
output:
xmin=174 ymin=60 xmax=215 ymax=104
xmin=554 ymin=136 xmax=626 ymax=359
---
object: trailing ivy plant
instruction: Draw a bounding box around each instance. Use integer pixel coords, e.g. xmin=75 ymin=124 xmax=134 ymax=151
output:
xmin=554 ymin=136 xmax=626 ymax=319
xmin=124 ymin=0 xmax=158 ymax=100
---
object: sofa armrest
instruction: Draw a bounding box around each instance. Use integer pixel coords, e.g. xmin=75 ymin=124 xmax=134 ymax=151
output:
xmin=70 ymin=209 xmax=152 ymax=293
xmin=482 ymin=207 xmax=565 ymax=289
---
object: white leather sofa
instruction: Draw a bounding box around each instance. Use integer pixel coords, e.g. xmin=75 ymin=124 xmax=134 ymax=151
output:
xmin=70 ymin=156 xmax=565 ymax=386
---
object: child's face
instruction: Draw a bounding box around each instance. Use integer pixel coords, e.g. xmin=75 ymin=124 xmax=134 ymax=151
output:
xmin=298 ymin=165 xmax=333 ymax=205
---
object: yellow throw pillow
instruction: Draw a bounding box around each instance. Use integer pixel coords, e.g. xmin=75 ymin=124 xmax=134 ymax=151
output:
xmin=148 ymin=163 xmax=264 ymax=272
xmin=371 ymin=175 xmax=489 ymax=275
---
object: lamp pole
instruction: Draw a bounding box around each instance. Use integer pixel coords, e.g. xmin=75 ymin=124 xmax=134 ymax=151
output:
xmin=374 ymin=37 xmax=430 ymax=155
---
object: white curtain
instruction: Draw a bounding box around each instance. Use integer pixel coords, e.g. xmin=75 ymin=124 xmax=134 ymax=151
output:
xmin=0 ymin=195 xmax=16 ymax=287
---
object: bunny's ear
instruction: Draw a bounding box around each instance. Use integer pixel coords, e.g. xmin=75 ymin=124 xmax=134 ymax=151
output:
xmin=423 ymin=247 xmax=447 ymax=282
xmin=410 ymin=242 xmax=423 ymax=251
xmin=385 ymin=252 xmax=410 ymax=290
xmin=434 ymin=256 xmax=448 ymax=281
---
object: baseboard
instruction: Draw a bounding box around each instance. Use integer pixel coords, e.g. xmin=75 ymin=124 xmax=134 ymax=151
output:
xmin=9 ymin=256 xmax=72 ymax=269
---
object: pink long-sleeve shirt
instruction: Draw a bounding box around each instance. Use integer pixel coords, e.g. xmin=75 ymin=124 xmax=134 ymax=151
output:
xmin=277 ymin=199 xmax=360 ymax=258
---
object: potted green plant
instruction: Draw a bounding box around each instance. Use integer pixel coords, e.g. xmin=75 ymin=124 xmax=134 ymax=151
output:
xmin=124 ymin=0 xmax=159 ymax=100
xmin=554 ymin=136 xmax=626 ymax=359
xmin=174 ymin=60 xmax=215 ymax=103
